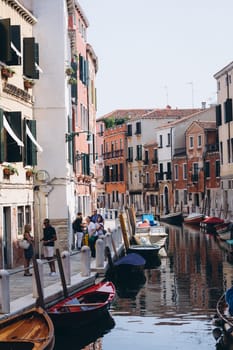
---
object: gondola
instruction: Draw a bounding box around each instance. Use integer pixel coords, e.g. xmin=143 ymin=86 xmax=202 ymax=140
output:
xmin=0 ymin=307 xmax=55 ymax=349
xmin=48 ymin=280 xmax=115 ymax=331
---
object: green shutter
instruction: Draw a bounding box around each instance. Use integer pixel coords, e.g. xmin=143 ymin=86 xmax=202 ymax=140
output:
xmin=0 ymin=109 xmax=5 ymax=162
xmin=7 ymin=25 xmax=21 ymax=66
xmin=29 ymin=120 xmax=37 ymax=166
xmin=0 ymin=18 xmax=11 ymax=62
xmin=23 ymin=38 xmax=38 ymax=79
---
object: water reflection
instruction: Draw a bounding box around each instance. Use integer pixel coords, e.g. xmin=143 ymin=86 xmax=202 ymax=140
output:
xmin=54 ymin=310 xmax=115 ymax=350
xmin=55 ymin=223 xmax=233 ymax=349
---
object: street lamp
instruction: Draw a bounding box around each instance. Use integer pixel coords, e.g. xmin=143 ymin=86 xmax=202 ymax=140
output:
xmin=65 ymin=131 xmax=92 ymax=144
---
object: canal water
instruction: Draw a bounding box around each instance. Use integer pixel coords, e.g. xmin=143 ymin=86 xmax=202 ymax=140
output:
xmin=55 ymin=223 xmax=232 ymax=349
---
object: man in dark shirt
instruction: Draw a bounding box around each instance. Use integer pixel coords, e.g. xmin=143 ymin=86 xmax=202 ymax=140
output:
xmin=41 ymin=218 xmax=57 ymax=276
xmin=72 ymin=212 xmax=84 ymax=250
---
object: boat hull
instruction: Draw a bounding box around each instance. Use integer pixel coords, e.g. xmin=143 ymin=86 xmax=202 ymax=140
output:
xmin=0 ymin=307 xmax=55 ymax=350
xmin=160 ymin=212 xmax=183 ymax=225
xmin=127 ymin=245 xmax=161 ymax=268
xmin=184 ymin=214 xmax=204 ymax=225
xmin=48 ymin=281 xmax=115 ymax=331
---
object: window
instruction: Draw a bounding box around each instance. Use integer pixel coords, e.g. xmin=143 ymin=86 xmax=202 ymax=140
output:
xmin=167 ymin=133 xmax=171 ymax=146
xmin=205 ymin=161 xmax=210 ymax=178
xmin=224 ymin=98 xmax=233 ymax=123
xmin=127 ymin=147 xmax=133 ymax=162
xmin=216 ymin=105 xmax=222 ymax=126
xmin=24 ymin=119 xmax=38 ymax=166
xmin=25 ymin=206 xmax=31 ymax=225
xmin=197 ymin=135 xmax=202 ymax=147
xmin=119 ymin=163 xmax=124 ymax=181
xmin=144 ymin=150 xmax=149 ymax=164
xmin=220 ymin=141 xmax=223 ymax=164
xmin=183 ymin=189 xmax=188 ymax=205
xmin=0 ymin=110 xmax=22 ymax=163
xmin=0 ymin=18 xmax=21 ymax=65
xmin=189 ymin=136 xmax=194 ymax=148
xmin=216 ymin=160 xmax=220 ymax=177
xmin=159 ymin=135 xmax=163 ymax=148
xmin=17 ymin=206 xmax=24 ymax=236
xmin=23 ymin=37 xmax=39 ymax=79
xmin=136 ymin=145 xmax=142 ymax=161
xmin=152 ymin=149 xmax=158 ymax=163
xmin=183 ymin=163 xmax=187 ymax=180
xmin=174 ymin=164 xmax=178 ymax=180
xmin=127 ymin=124 xmax=132 ymax=136
xmin=135 ymin=122 xmax=141 ymax=135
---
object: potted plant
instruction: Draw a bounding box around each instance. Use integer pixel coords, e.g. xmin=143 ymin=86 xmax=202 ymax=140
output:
xmin=23 ymin=78 xmax=35 ymax=89
xmin=65 ymin=67 xmax=74 ymax=76
xmin=1 ymin=66 xmax=15 ymax=79
xmin=68 ymin=77 xmax=77 ymax=85
xmin=2 ymin=164 xmax=19 ymax=177
xmin=25 ymin=166 xmax=36 ymax=178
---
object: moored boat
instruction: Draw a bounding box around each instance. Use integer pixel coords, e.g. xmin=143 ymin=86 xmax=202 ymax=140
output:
xmin=216 ymin=292 xmax=233 ymax=340
xmin=134 ymin=226 xmax=168 ymax=257
xmin=127 ymin=244 xmax=161 ymax=268
xmin=160 ymin=212 xmax=183 ymax=225
xmin=105 ymin=248 xmax=146 ymax=295
xmin=48 ymin=281 xmax=115 ymax=331
xmin=184 ymin=213 xmax=205 ymax=225
xmin=0 ymin=307 xmax=55 ymax=350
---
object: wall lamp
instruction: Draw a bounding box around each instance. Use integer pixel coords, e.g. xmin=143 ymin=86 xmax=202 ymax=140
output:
xmin=65 ymin=131 xmax=92 ymax=144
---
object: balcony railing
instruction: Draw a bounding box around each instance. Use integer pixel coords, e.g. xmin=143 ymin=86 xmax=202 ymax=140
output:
xmin=103 ymin=149 xmax=124 ymax=160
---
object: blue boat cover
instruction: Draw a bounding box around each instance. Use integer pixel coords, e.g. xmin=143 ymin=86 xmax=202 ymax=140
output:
xmin=142 ymin=214 xmax=157 ymax=226
xmin=114 ymin=253 xmax=145 ymax=266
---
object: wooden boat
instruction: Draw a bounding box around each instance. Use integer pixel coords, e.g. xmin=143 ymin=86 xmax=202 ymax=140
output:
xmin=127 ymin=245 xmax=161 ymax=268
xmin=105 ymin=247 xmax=146 ymax=296
xmin=134 ymin=226 xmax=168 ymax=257
xmin=119 ymin=213 xmax=162 ymax=267
xmin=48 ymin=281 xmax=115 ymax=331
xmin=184 ymin=213 xmax=205 ymax=225
xmin=216 ymin=292 xmax=233 ymax=339
xmin=160 ymin=212 xmax=183 ymax=225
xmin=0 ymin=307 xmax=55 ymax=350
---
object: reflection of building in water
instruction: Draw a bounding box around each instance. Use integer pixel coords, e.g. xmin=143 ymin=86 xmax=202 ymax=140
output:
xmin=83 ymin=338 xmax=102 ymax=350
xmin=222 ymin=261 xmax=233 ymax=291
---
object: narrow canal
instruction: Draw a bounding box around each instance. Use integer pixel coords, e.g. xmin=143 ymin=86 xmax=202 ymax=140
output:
xmin=55 ymin=223 xmax=232 ymax=349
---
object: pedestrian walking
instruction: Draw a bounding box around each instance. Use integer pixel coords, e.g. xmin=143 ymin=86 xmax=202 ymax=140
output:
xmin=72 ymin=212 xmax=84 ymax=250
xmin=41 ymin=218 xmax=57 ymax=276
xmin=23 ymin=224 xmax=34 ymax=276
xmin=91 ymin=209 xmax=104 ymax=224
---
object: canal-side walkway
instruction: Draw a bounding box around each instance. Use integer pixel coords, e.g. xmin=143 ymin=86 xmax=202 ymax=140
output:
xmin=0 ymin=219 xmax=123 ymax=319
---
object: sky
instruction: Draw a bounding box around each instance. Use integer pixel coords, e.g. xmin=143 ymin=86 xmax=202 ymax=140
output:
xmin=80 ymin=0 xmax=233 ymax=117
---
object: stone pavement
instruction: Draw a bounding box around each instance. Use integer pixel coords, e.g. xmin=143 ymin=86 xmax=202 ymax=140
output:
xmin=1 ymin=250 xmax=108 ymax=317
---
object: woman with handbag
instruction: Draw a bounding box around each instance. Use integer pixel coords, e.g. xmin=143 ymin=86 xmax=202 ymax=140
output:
xmin=23 ymin=224 xmax=34 ymax=276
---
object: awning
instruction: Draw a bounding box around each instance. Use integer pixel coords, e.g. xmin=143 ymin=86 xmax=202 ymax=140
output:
xmin=26 ymin=125 xmax=43 ymax=152
xmin=3 ymin=115 xmax=24 ymax=147
xmin=35 ymin=62 xmax=43 ymax=73
xmin=11 ymin=42 xmax=22 ymax=57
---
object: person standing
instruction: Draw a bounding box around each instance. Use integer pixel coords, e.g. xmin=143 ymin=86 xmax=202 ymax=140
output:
xmin=23 ymin=224 xmax=34 ymax=276
xmin=86 ymin=216 xmax=97 ymax=257
xmin=41 ymin=218 xmax=57 ymax=276
xmin=72 ymin=212 xmax=84 ymax=250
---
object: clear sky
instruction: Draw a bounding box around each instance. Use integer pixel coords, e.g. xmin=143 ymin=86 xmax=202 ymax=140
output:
xmin=80 ymin=0 xmax=233 ymax=117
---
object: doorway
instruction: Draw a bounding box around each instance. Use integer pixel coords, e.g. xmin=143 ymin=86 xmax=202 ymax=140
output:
xmin=3 ymin=207 xmax=11 ymax=269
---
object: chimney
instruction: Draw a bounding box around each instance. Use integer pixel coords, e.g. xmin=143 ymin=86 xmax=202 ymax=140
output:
xmin=201 ymin=102 xmax=206 ymax=109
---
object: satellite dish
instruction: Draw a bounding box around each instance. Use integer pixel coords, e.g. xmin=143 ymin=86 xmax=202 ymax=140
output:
xmin=36 ymin=170 xmax=50 ymax=182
